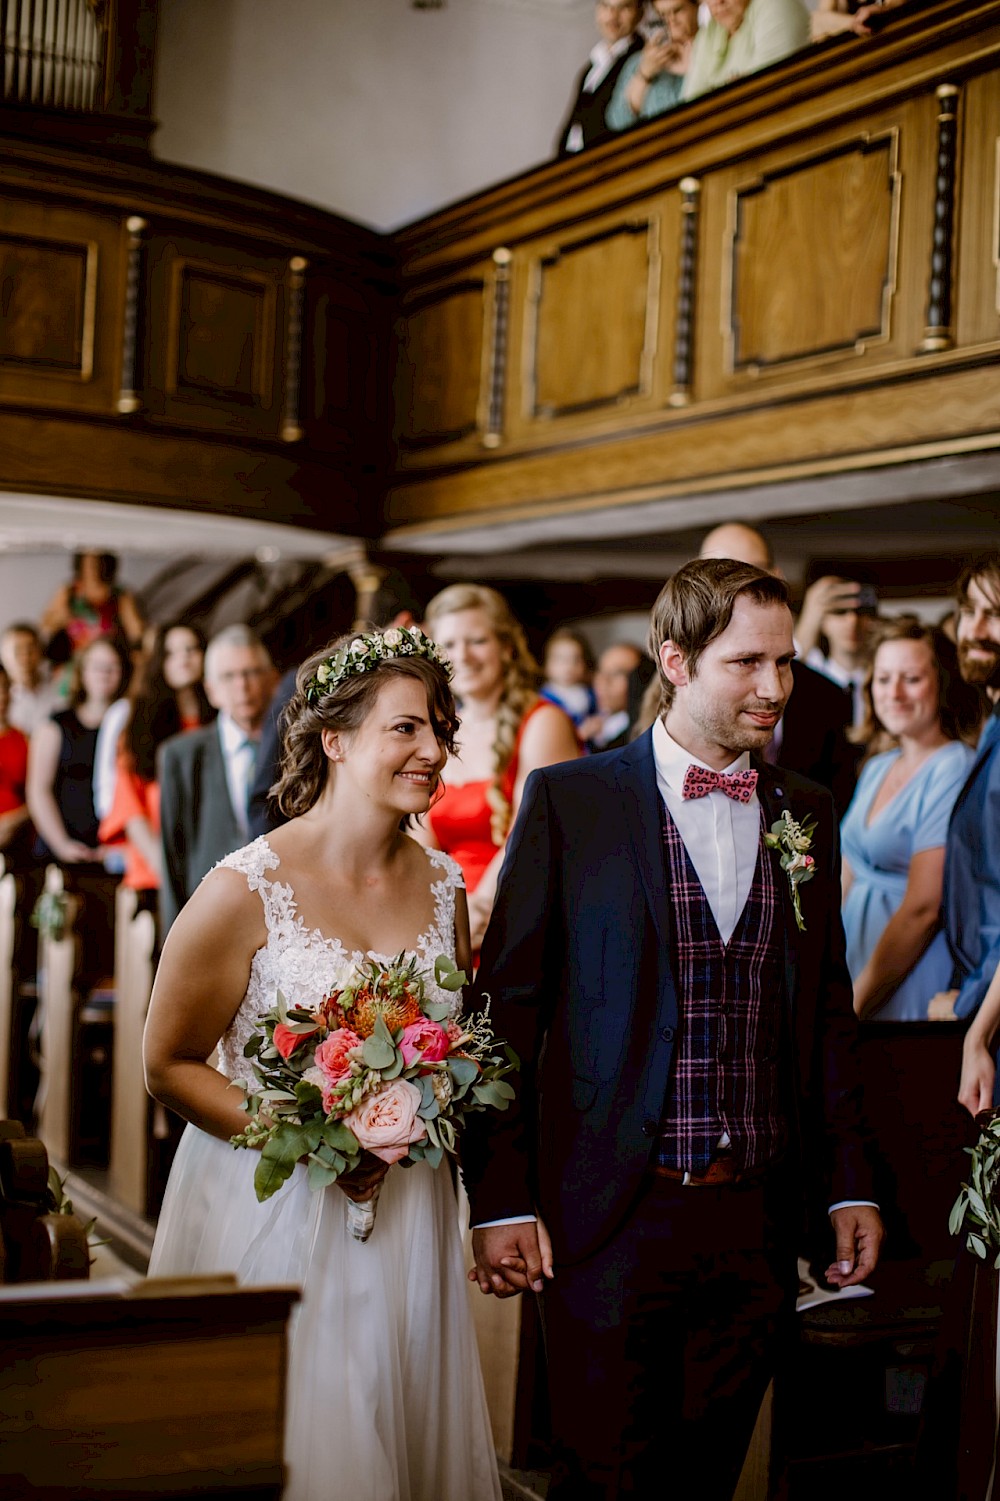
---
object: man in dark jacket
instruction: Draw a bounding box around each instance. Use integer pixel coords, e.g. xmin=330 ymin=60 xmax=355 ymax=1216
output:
xmin=557 ymin=0 xmax=644 ymax=156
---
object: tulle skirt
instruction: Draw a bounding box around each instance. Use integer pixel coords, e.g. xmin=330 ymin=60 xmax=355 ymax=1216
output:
xmin=149 ymin=1125 xmax=502 ymax=1501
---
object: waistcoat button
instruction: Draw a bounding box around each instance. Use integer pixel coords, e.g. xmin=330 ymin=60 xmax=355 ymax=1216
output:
xmin=660 ymin=1025 xmax=675 ymax=1043
xmin=641 ymin=1119 xmax=658 ymax=1138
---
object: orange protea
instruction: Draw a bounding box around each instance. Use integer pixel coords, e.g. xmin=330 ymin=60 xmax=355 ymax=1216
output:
xmin=347 ymin=983 xmax=424 ymax=1040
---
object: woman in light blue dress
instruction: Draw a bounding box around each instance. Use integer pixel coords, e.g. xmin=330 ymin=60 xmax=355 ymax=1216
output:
xmin=841 ymin=619 xmax=981 ymax=1021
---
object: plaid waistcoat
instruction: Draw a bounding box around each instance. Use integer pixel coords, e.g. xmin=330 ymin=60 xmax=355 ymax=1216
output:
xmin=656 ymin=802 xmax=789 ymax=1174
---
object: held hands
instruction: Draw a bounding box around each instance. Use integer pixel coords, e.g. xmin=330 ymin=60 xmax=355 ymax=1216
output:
xmin=470 ymin=1218 xmax=554 ymax=1298
xmin=825 ymin=1204 xmax=884 ymax=1289
xmin=639 ymin=31 xmax=676 ymax=80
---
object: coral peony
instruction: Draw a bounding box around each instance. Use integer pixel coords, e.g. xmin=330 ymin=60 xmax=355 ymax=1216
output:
xmin=343 ymin=1080 xmax=426 ymax=1164
xmin=399 ymin=1018 xmax=451 ymax=1069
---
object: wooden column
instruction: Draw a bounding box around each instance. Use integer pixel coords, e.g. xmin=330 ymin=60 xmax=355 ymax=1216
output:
xmin=281 ymin=255 xmax=309 ymax=442
xmin=919 ymin=83 xmax=960 ymax=354
xmin=670 ymin=176 xmax=701 ymax=407
xmin=117 ymin=214 xmax=147 ymax=414
xmin=35 ymin=867 xmax=78 ymax=1168
xmin=482 ymin=246 xmax=512 ymax=449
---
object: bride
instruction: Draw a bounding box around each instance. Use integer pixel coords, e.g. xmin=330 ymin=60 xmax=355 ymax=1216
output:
xmin=143 ymin=628 xmax=502 ymax=1501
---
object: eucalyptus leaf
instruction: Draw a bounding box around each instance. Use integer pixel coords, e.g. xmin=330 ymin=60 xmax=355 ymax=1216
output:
xmin=423 ymin=999 xmax=452 ymax=1023
xmin=425 ymin=1117 xmax=442 ymax=1149
xmin=448 ymin=1058 xmax=479 ymax=1090
xmin=493 ymin=1080 xmax=516 ymax=1100
xmin=418 ymin=1097 xmax=440 ymax=1122
xmin=382 ymin=1050 xmax=404 ymax=1081
xmin=307 ymin=1158 xmax=340 ymax=1192
xmin=969 ymin=1233 xmax=987 ymax=1260
xmin=321 ymin=1120 xmax=360 ymax=1155
xmin=434 ymin=954 xmax=467 ymax=992
xmin=363 ymin=1032 xmax=397 ymax=1070
xmin=295 ymin=1081 xmax=323 ymax=1110
xmin=423 ymin=1143 xmax=444 ymax=1169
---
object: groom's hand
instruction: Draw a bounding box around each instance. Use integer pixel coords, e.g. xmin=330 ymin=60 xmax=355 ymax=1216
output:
xmin=825 ymin=1205 xmax=885 ymax=1288
xmin=470 ymin=1223 xmax=550 ymax=1297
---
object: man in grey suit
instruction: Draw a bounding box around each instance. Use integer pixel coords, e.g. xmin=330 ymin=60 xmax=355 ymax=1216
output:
xmin=158 ymin=625 xmax=276 ymax=936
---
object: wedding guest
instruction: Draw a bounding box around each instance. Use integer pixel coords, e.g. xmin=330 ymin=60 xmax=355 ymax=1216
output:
xmin=683 ymin=0 xmax=810 ymax=100
xmin=158 ymin=626 xmax=276 ymax=936
xmin=98 ymin=624 xmax=214 ymax=900
xmin=585 ymin=641 xmax=644 ymax=751
xmin=26 ymin=634 xmax=132 ymax=869
xmin=841 ymin=620 xmax=978 ymax=1021
xmin=144 ymin=628 xmax=502 ymax=1501
xmin=40 ymin=550 xmax=144 ymax=657
xmin=606 ymin=0 xmax=699 ymax=131
xmin=796 ymin=571 xmax=880 ymax=727
xmin=0 ymin=666 xmax=31 ymax=865
xmin=930 ymin=554 xmax=1000 ymax=1023
xmin=94 ymin=623 xmax=209 ymax=822
xmin=420 ymin=584 xmax=580 ymax=953
xmin=557 ymin=0 xmax=644 ymax=156
xmin=540 ymin=627 xmax=597 ymax=729
xmin=26 ymin=634 xmax=132 ymax=991
xmin=466 ymin=558 xmax=882 ymax=1500
xmin=811 ymin=0 xmax=918 ymax=42
xmin=0 ymin=623 xmax=61 ymax=735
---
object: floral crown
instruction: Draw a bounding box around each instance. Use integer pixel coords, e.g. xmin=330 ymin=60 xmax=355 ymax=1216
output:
xmin=304 ymin=626 xmax=452 ymax=704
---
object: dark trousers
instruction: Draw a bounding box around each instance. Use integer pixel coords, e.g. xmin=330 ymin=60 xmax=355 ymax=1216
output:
xmin=542 ymin=1172 xmax=798 ymax=1501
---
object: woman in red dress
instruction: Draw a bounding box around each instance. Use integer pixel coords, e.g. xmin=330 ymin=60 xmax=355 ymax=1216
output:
xmin=418 ymin=585 xmax=580 ymax=953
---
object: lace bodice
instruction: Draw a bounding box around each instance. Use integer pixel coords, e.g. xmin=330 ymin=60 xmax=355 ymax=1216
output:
xmin=213 ymin=837 xmax=466 ymax=1089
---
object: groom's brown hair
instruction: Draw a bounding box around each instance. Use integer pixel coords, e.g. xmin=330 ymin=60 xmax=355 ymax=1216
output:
xmin=647 ymin=558 xmax=789 ymax=713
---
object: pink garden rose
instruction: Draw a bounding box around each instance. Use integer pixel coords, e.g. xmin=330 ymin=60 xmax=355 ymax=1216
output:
xmin=343 ymin=1080 xmax=426 ymax=1164
xmin=399 ymin=1018 xmax=451 ymax=1070
xmin=314 ymin=1028 xmax=362 ymax=1084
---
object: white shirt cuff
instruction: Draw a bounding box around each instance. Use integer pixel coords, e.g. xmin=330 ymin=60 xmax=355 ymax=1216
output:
xmin=471 ymin=1215 xmax=537 ymax=1229
xmin=828 ymin=1200 xmax=879 ymax=1214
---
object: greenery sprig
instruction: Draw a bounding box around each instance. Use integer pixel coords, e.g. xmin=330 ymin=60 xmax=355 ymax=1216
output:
xmin=950 ymin=1112 xmax=1000 ymax=1267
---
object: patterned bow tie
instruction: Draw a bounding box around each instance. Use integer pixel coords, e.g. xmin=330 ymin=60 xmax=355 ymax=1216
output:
xmin=681 ymin=764 xmax=758 ymax=804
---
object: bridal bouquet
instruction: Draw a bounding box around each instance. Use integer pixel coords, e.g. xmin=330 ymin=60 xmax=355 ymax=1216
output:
xmin=230 ymin=952 xmax=517 ymax=1240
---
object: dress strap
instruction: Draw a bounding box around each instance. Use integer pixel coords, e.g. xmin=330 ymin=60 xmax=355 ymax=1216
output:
xmin=213 ymin=836 xmax=287 ymax=932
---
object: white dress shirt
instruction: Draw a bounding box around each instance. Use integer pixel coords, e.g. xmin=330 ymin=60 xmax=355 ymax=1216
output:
xmin=652 ymin=717 xmax=760 ymax=945
xmin=564 ymin=35 xmax=636 ymax=153
xmin=218 ymin=712 xmax=258 ymax=837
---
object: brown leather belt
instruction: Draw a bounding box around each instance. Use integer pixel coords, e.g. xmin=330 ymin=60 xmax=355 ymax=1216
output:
xmin=652 ymin=1157 xmax=767 ymax=1188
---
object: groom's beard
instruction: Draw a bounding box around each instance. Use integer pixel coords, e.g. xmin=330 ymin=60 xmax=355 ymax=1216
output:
xmin=958 ymin=637 xmax=1000 ymax=691
xmin=692 ymin=697 xmax=787 ymax=756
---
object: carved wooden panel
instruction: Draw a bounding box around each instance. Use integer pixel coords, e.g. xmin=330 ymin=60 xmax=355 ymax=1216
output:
xmin=0 ymin=199 xmax=121 ymax=412
xmin=525 ymin=220 xmax=659 ymax=419
xmin=145 ymin=237 xmax=286 ymax=436
xmin=954 ymin=68 xmax=1000 ymax=349
xmin=396 ymin=280 xmax=486 ymax=448
xmin=303 ymin=275 xmax=382 ymax=462
xmin=728 ymin=134 xmax=900 ymax=371
xmin=0 ymin=234 xmax=94 ymax=375
xmin=168 ymin=261 xmax=274 ymax=407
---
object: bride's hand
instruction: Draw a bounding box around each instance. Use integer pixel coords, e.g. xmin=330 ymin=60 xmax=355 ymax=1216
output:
xmin=336 ymin=1152 xmax=391 ymax=1203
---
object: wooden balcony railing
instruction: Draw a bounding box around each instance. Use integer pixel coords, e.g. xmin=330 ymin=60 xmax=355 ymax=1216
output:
xmin=386 ymin=0 xmax=1000 ymax=546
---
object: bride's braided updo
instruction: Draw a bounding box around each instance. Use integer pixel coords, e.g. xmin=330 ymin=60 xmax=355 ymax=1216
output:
xmin=273 ymin=631 xmax=459 ymax=818
xmin=423 ymin=584 xmax=540 ymax=846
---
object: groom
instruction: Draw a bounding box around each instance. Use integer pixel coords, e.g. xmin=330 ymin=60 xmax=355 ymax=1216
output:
xmin=464 ymin=559 xmax=883 ymax=1500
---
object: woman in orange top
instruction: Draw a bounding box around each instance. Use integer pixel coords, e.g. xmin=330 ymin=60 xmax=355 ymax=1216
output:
xmin=99 ymin=624 xmax=214 ymax=896
xmin=417 ymin=585 xmax=580 ymax=952
xmin=0 ymin=665 xmax=30 ymax=864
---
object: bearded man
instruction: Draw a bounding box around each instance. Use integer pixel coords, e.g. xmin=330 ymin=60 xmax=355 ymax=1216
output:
xmin=930 ymin=553 xmax=1000 ymax=1022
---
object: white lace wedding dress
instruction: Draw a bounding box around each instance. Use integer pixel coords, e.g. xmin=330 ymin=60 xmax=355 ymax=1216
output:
xmin=148 ymin=837 xmax=502 ymax=1501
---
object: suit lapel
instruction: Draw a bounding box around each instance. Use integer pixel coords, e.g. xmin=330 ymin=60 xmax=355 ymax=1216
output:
xmin=754 ymin=761 xmax=801 ymax=1015
xmin=617 ymin=731 xmax=670 ymax=949
xmin=950 ymin=712 xmax=1000 ymax=824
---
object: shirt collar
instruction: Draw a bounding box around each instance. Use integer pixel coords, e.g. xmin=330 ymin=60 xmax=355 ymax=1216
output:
xmin=651 ymin=715 xmax=751 ymax=794
xmin=588 ymin=33 xmax=633 ymax=70
xmin=218 ymin=712 xmax=256 ymax=754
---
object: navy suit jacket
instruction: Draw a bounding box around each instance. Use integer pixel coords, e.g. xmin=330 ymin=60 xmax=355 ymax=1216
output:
xmin=462 ymin=730 xmax=872 ymax=1265
xmin=945 ymin=706 xmax=1000 ymax=1019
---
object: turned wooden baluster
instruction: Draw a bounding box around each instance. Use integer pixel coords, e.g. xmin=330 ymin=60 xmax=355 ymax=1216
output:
xmin=919 ymin=83 xmax=960 ymax=354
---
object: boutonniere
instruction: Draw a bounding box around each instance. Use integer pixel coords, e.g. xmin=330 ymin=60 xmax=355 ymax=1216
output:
xmin=764 ymin=809 xmax=818 ymax=932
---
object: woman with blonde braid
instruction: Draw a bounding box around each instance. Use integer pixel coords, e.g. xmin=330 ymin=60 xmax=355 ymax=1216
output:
xmin=419 ymin=585 xmax=580 ymax=953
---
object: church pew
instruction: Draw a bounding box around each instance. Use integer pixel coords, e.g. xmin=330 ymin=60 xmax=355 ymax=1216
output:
xmin=0 ymin=1120 xmax=90 ymax=1285
xmin=0 ymin=1276 xmax=299 ymax=1500
xmin=0 ymin=860 xmax=17 ymax=1118
xmin=34 ymin=866 xmax=79 ymax=1167
xmin=108 ymin=884 xmax=156 ymax=1214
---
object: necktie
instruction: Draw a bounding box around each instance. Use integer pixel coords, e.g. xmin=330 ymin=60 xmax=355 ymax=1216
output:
xmin=237 ymin=738 xmax=258 ymax=825
xmin=681 ymin=764 xmax=758 ymax=804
